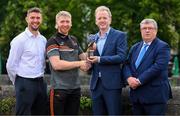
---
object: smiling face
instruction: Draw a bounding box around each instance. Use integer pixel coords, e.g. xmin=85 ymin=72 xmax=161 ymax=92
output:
xmin=95 ymin=10 xmax=111 ymax=32
xmin=26 ymin=12 xmax=42 ymax=32
xmin=140 ymin=21 xmax=158 ymax=42
xmin=56 ymin=16 xmax=72 ymax=35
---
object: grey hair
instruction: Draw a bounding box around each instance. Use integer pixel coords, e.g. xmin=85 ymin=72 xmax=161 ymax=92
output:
xmin=55 ymin=11 xmax=72 ymax=29
xmin=140 ymin=18 xmax=158 ymax=29
xmin=95 ymin=6 xmax=112 ymax=17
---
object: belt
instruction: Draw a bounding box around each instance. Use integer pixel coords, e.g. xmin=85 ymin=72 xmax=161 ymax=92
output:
xmin=16 ymin=75 xmax=43 ymax=81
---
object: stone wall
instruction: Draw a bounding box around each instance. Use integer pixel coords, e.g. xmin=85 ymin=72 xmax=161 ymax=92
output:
xmin=0 ymin=74 xmax=180 ymax=115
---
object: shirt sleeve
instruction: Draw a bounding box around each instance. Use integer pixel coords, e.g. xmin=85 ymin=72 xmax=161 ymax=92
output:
xmin=78 ymin=46 xmax=83 ymax=55
xmin=46 ymin=38 xmax=60 ymax=58
xmin=6 ymin=38 xmax=24 ymax=84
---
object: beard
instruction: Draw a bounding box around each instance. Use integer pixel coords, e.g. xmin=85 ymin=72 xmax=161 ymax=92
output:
xmin=30 ymin=26 xmax=39 ymax=31
xmin=28 ymin=22 xmax=40 ymax=31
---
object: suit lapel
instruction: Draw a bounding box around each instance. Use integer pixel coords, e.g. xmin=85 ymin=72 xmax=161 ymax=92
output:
xmin=141 ymin=38 xmax=157 ymax=60
xmin=95 ymin=36 xmax=100 ymax=56
xmin=101 ymin=28 xmax=113 ymax=56
xmin=137 ymin=38 xmax=158 ymax=68
xmin=133 ymin=42 xmax=143 ymax=67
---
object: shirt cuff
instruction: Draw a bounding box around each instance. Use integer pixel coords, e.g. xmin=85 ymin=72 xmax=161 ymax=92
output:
xmin=98 ymin=57 xmax=100 ymax=63
xmin=137 ymin=78 xmax=141 ymax=85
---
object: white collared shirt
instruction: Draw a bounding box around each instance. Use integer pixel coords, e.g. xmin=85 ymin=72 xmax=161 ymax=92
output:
xmin=143 ymin=41 xmax=151 ymax=50
xmin=6 ymin=28 xmax=47 ymax=84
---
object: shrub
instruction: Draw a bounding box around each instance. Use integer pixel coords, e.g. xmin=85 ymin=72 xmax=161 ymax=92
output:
xmin=80 ymin=96 xmax=92 ymax=109
xmin=0 ymin=96 xmax=92 ymax=115
xmin=80 ymin=96 xmax=92 ymax=115
xmin=0 ymin=97 xmax=15 ymax=115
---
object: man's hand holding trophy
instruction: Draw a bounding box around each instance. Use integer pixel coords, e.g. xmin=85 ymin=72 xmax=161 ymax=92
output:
xmin=86 ymin=34 xmax=99 ymax=63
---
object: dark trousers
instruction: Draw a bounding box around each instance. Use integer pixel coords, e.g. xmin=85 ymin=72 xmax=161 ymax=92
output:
xmin=91 ymin=79 xmax=122 ymax=115
xmin=132 ymin=102 xmax=167 ymax=115
xmin=15 ymin=75 xmax=48 ymax=115
xmin=52 ymin=88 xmax=81 ymax=115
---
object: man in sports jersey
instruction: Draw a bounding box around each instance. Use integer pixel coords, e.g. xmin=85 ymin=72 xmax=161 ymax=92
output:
xmin=46 ymin=11 xmax=90 ymax=115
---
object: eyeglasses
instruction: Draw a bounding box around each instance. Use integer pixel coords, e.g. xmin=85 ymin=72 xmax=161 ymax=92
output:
xmin=141 ymin=27 xmax=156 ymax=31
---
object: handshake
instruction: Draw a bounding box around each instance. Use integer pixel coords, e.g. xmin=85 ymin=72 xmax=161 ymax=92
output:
xmin=78 ymin=42 xmax=98 ymax=72
xmin=79 ymin=60 xmax=92 ymax=72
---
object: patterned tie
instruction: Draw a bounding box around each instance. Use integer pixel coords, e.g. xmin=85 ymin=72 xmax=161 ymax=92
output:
xmin=135 ymin=44 xmax=149 ymax=68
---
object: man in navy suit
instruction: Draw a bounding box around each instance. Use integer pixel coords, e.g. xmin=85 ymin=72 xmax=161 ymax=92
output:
xmin=88 ymin=6 xmax=127 ymax=115
xmin=123 ymin=18 xmax=172 ymax=115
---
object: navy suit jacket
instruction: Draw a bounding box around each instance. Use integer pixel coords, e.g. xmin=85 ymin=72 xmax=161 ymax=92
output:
xmin=90 ymin=28 xmax=127 ymax=90
xmin=123 ymin=38 xmax=172 ymax=104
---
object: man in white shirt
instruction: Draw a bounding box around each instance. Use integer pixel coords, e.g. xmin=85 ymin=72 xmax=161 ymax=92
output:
xmin=6 ymin=7 xmax=48 ymax=115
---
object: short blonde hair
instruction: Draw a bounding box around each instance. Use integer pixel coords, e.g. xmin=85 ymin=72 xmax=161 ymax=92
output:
xmin=95 ymin=6 xmax=112 ymax=18
xmin=55 ymin=11 xmax=72 ymax=29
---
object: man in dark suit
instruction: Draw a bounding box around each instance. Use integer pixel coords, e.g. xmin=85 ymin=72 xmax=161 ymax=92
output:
xmin=123 ymin=18 xmax=172 ymax=115
xmin=87 ymin=6 xmax=127 ymax=115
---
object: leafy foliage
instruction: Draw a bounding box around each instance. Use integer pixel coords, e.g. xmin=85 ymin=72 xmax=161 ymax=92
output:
xmin=0 ymin=96 xmax=92 ymax=115
xmin=0 ymin=0 xmax=179 ymax=63
xmin=0 ymin=97 xmax=15 ymax=114
xmin=80 ymin=96 xmax=92 ymax=110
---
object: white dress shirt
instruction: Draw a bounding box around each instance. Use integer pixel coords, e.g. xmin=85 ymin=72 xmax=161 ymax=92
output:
xmin=6 ymin=28 xmax=47 ymax=84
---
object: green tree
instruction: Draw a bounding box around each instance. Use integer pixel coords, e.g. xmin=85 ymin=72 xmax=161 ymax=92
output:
xmin=0 ymin=0 xmax=179 ymax=73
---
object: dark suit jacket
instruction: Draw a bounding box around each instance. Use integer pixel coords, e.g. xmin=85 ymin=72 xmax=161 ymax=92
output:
xmin=90 ymin=28 xmax=127 ymax=90
xmin=123 ymin=38 xmax=172 ymax=104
